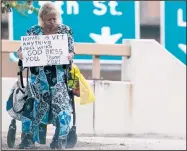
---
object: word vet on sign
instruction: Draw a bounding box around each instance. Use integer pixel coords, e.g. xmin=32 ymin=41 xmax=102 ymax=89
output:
xmin=21 ymin=34 xmax=69 ymax=67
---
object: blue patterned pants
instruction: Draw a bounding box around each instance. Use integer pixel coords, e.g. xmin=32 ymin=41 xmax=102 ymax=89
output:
xmin=21 ymin=100 xmax=72 ymax=143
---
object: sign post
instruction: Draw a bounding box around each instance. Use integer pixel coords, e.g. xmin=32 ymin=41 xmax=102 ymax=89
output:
xmin=161 ymin=1 xmax=186 ymax=65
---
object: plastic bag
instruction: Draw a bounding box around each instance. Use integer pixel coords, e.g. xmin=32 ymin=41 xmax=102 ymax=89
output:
xmin=68 ymin=64 xmax=95 ymax=105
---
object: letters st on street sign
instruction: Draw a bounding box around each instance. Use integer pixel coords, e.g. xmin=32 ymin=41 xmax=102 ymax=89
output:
xmin=9 ymin=1 xmax=139 ymax=63
xmin=21 ymin=34 xmax=69 ymax=67
xmin=161 ymin=1 xmax=186 ymax=65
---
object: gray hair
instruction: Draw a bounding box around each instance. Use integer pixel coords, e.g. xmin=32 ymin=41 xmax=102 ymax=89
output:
xmin=38 ymin=2 xmax=62 ymax=27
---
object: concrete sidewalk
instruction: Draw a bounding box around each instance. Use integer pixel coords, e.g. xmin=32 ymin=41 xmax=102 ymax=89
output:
xmin=1 ymin=132 xmax=186 ymax=150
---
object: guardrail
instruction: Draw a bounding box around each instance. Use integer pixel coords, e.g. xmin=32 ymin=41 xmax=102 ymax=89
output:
xmin=2 ymin=39 xmax=131 ymax=80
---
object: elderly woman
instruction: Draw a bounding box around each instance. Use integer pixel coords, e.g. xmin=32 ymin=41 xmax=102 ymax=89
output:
xmin=17 ymin=2 xmax=75 ymax=149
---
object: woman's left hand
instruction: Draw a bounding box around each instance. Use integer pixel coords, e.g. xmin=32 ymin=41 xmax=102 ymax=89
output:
xmin=68 ymin=52 xmax=74 ymax=61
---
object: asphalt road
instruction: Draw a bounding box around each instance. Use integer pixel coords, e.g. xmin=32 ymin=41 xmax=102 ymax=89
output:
xmin=1 ymin=132 xmax=186 ymax=150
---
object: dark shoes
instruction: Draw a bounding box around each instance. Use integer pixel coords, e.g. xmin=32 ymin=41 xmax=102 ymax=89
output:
xmin=50 ymin=136 xmax=67 ymax=149
xmin=7 ymin=119 xmax=17 ymax=148
xmin=50 ymin=120 xmax=67 ymax=149
xmin=18 ymin=133 xmax=35 ymax=149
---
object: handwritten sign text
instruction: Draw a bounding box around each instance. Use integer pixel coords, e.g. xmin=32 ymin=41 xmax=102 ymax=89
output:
xmin=21 ymin=34 xmax=69 ymax=67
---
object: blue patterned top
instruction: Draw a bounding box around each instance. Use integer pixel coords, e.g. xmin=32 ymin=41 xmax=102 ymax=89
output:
xmin=22 ymin=24 xmax=75 ymax=126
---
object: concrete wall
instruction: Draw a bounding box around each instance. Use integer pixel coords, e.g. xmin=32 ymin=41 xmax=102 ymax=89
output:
xmin=94 ymin=80 xmax=131 ymax=135
xmin=2 ymin=39 xmax=186 ymax=138
xmin=2 ymin=79 xmax=131 ymax=136
xmin=122 ymin=39 xmax=186 ymax=138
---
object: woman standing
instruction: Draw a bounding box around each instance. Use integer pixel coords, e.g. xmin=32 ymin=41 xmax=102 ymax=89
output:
xmin=17 ymin=2 xmax=75 ymax=149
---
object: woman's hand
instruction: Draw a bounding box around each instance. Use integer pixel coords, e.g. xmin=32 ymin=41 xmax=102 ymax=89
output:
xmin=17 ymin=50 xmax=23 ymax=60
xmin=68 ymin=52 xmax=74 ymax=61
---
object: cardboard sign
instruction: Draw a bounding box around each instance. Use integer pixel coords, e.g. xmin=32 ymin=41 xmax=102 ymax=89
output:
xmin=21 ymin=34 xmax=69 ymax=67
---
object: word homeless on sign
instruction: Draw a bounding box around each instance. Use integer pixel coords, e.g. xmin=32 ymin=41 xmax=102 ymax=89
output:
xmin=21 ymin=34 xmax=69 ymax=67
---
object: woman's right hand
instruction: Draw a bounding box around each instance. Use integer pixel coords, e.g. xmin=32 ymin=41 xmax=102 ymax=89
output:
xmin=17 ymin=50 xmax=23 ymax=60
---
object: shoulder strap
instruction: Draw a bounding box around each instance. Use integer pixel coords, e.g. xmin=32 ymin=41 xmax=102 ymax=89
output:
xmin=64 ymin=61 xmax=76 ymax=126
xmin=71 ymin=93 xmax=76 ymax=126
xmin=18 ymin=60 xmax=29 ymax=89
